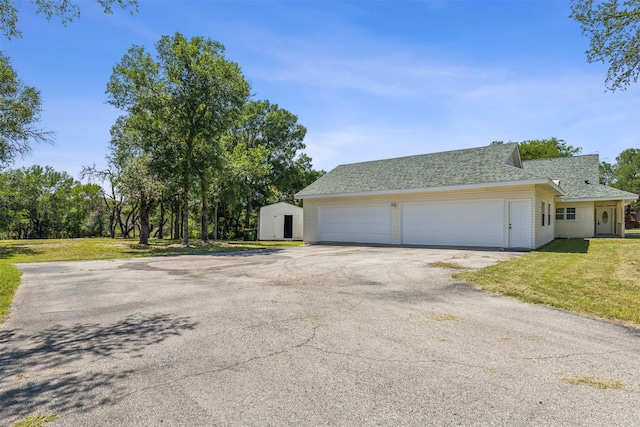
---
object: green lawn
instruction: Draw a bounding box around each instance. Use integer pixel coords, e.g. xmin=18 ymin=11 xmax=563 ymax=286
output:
xmin=0 ymin=238 xmax=302 ymax=322
xmin=456 ymin=233 xmax=640 ymax=329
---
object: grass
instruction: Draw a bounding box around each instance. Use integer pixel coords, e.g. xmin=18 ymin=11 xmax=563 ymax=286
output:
xmin=455 ymin=236 xmax=640 ymax=329
xmin=560 ymin=376 xmax=625 ymax=390
xmin=12 ymin=413 xmax=58 ymax=427
xmin=0 ymin=238 xmax=302 ymax=322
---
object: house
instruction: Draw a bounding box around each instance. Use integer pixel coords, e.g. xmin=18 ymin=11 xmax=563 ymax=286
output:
xmin=258 ymin=202 xmax=303 ymax=241
xmin=294 ymin=143 xmax=638 ymax=250
xmin=523 ymin=155 xmax=635 ymax=238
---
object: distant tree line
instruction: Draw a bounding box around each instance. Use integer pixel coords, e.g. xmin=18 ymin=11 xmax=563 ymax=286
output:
xmin=0 ymin=166 xmax=103 ymax=239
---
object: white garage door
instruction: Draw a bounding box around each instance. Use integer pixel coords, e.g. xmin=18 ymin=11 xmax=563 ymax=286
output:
xmin=319 ymin=205 xmax=392 ymax=244
xmin=402 ymin=200 xmax=503 ymax=247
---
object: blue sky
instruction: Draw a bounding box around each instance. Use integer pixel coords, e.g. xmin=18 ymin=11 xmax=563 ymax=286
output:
xmin=3 ymin=0 xmax=639 ymax=179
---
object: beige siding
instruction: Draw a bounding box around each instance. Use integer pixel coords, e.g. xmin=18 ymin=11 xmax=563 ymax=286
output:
xmin=534 ymin=186 xmax=556 ymax=248
xmin=555 ymin=201 xmax=594 ymax=238
xmin=302 ymin=185 xmax=538 ymax=248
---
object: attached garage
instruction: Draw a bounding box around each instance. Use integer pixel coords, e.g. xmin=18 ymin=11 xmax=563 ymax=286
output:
xmin=319 ymin=205 xmax=391 ymax=244
xmin=401 ymin=200 xmax=504 ymax=247
xmin=294 ymin=144 xmax=584 ymax=250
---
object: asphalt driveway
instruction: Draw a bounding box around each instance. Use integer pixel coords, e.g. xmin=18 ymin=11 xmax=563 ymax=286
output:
xmin=1 ymin=245 xmax=639 ymax=426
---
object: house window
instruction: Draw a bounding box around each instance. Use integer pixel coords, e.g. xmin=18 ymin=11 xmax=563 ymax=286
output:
xmin=541 ymin=201 xmax=545 ymax=226
xmin=556 ymin=207 xmax=576 ymax=220
xmin=548 ymin=203 xmax=551 ymax=226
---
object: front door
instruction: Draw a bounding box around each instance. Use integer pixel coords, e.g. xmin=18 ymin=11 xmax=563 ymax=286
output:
xmin=508 ymin=200 xmax=532 ymax=249
xmin=595 ymin=207 xmax=614 ymax=235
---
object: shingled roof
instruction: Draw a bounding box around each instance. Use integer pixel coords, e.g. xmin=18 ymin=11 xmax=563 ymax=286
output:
xmin=523 ymin=155 xmax=637 ymax=201
xmin=296 ymin=144 xmax=639 ymax=202
xmin=296 ymin=143 xmax=558 ymax=198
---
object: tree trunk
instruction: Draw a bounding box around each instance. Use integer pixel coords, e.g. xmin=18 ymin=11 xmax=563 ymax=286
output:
xmin=172 ymin=198 xmax=181 ymax=240
xmin=157 ymin=202 xmax=165 ymax=239
xmin=182 ymin=185 xmax=189 ymax=247
xmin=244 ymin=193 xmax=253 ymax=229
xmin=139 ymin=193 xmax=150 ymax=245
xmin=102 ymin=195 xmax=116 ymax=239
xmin=213 ymin=200 xmax=218 ymax=241
xmin=200 ymin=175 xmax=209 ymax=244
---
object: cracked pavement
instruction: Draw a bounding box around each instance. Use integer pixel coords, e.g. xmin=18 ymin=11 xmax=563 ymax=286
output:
xmin=2 ymin=245 xmax=639 ymax=426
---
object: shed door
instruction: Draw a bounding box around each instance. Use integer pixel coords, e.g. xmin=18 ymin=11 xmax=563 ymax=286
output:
xmin=273 ymin=215 xmax=284 ymax=239
xmin=284 ymin=215 xmax=293 ymax=239
xmin=318 ymin=205 xmax=392 ymax=244
xmin=401 ymin=200 xmax=503 ymax=247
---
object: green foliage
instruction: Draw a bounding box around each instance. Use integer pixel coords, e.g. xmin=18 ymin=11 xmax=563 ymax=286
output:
xmin=0 ymin=166 xmax=103 ymax=238
xmin=0 ymin=0 xmax=138 ymax=39
xmin=606 ymin=148 xmax=640 ymax=209
xmin=0 ymin=53 xmax=53 ymax=169
xmin=106 ymin=115 xmax=167 ymax=244
xmin=224 ymin=100 xmax=313 ymax=226
xmin=600 ymin=160 xmax=614 ymax=185
xmin=570 ymin=0 xmax=640 ymax=91
xmin=0 ymin=260 xmax=20 ymax=322
xmin=107 ymin=32 xmax=251 ymax=246
xmin=492 ymin=137 xmax=581 ymax=160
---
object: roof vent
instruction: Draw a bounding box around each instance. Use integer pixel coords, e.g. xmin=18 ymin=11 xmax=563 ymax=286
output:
xmin=584 ymin=180 xmax=590 ymax=184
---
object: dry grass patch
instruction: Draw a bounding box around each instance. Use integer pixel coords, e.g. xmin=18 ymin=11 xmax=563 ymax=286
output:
xmin=561 ymin=376 xmax=625 ymax=390
xmin=428 ymin=313 xmax=459 ymax=321
xmin=455 ymin=238 xmax=640 ymax=328
xmin=428 ymin=261 xmax=466 ymax=270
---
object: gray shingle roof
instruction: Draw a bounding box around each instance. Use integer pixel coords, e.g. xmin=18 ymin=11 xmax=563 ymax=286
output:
xmin=523 ymin=155 xmax=638 ymax=201
xmin=296 ymin=143 xmax=547 ymax=198
xmin=296 ymin=143 xmax=638 ymax=201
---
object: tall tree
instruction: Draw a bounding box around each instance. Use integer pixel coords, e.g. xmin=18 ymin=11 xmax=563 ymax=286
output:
xmin=107 ymin=115 xmax=166 ymax=245
xmin=0 ymin=0 xmax=138 ymax=39
xmin=570 ymin=0 xmax=640 ymax=91
xmin=492 ymin=138 xmax=581 ymax=160
xmin=106 ymin=32 xmax=250 ymax=246
xmin=0 ymin=53 xmax=53 ymax=169
xmin=226 ymin=100 xmax=308 ymax=227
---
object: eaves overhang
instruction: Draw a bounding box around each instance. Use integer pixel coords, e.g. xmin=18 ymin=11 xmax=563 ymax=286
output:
xmin=559 ymin=196 xmax=638 ymax=203
xmin=295 ymin=178 xmax=564 ymax=200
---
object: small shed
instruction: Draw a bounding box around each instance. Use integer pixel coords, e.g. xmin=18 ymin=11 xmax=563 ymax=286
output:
xmin=258 ymin=202 xmax=303 ymax=241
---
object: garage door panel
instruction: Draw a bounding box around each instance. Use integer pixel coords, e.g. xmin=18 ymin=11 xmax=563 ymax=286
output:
xmin=402 ymin=200 xmax=503 ymax=247
xmin=319 ymin=205 xmax=391 ymax=244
